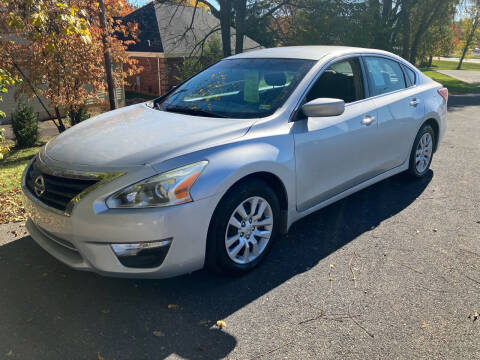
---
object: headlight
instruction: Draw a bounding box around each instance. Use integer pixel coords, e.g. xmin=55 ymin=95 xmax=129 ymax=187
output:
xmin=106 ymin=161 xmax=208 ymax=208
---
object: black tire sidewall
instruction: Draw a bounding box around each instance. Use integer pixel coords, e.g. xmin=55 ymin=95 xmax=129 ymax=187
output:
xmin=207 ymin=179 xmax=281 ymax=275
xmin=409 ymin=124 xmax=435 ymax=178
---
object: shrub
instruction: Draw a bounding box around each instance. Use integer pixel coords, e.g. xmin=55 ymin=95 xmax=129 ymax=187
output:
xmin=12 ymin=103 xmax=38 ymax=148
xmin=0 ymin=128 xmax=10 ymax=160
xmin=68 ymin=107 xmax=90 ymax=126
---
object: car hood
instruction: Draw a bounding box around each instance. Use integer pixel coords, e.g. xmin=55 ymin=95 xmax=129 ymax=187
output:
xmin=44 ymin=103 xmax=254 ymax=168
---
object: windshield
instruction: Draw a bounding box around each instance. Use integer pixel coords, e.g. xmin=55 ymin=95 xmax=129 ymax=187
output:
xmin=158 ymin=58 xmax=316 ymax=119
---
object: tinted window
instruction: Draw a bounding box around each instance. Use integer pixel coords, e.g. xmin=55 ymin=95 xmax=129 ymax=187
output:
xmin=306 ymin=58 xmax=365 ymax=103
xmin=402 ymin=65 xmax=416 ymax=87
xmin=159 ymin=58 xmax=315 ymax=119
xmin=364 ymin=57 xmax=406 ymax=96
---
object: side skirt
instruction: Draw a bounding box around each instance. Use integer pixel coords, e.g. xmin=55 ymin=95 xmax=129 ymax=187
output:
xmin=287 ymin=162 xmax=409 ymax=230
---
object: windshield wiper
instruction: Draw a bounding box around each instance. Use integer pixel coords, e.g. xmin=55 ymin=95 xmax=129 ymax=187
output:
xmin=163 ymin=106 xmax=227 ymax=118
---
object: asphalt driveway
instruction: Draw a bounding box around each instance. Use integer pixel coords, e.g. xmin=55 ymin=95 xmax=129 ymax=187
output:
xmin=0 ymin=95 xmax=479 ymax=359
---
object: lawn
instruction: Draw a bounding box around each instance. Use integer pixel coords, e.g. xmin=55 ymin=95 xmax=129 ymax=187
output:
xmin=422 ymin=70 xmax=480 ymax=94
xmin=0 ymin=141 xmax=44 ymax=223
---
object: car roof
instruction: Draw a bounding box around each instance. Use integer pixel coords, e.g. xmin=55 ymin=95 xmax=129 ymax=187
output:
xmin=227 ymin=46 xmax=398 ymax=61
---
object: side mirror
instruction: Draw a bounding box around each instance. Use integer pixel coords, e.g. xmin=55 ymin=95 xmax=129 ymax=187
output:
xmin=301 ymin=98 xmax=345 ymax=118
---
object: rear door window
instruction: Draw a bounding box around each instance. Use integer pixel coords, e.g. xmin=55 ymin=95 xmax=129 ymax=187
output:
xmin=363 ymin=57 xmax=406 ymax=96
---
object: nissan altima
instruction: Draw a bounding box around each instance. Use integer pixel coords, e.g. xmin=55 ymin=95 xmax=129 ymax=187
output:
xmin=22 ymin=46 xmax=447 ymax=278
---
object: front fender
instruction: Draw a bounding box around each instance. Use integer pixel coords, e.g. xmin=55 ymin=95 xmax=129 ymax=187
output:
xmin=189 ymin=136 xmax=296 ymax=207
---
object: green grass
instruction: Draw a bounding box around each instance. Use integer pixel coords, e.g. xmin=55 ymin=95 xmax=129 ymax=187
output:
xmin=0 ymin=141 xmax=45 ymax=223
xmin=0 ymin=142 xmax=44 ymax=193
xmin=422 ymin=70 xmax=480 ymax=94
xmin=421 ymin=60 xmax=480 ymax=71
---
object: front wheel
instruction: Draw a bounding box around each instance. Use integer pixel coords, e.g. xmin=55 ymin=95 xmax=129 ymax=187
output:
xmin=206 ymin=179 xmax=280 ymax=275
xmin=407 ymin=123 xmax=435 ymax=178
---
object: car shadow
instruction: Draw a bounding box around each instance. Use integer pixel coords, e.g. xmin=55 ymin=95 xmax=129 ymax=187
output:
xmin=0 ymin=171 xmax=432 ymax=360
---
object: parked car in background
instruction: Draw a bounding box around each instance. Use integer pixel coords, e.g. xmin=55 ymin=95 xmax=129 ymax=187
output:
xmin=22 ymin=46 xmax=447 ymax=278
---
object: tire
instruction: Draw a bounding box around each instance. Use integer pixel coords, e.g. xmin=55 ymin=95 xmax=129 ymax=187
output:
xmin=407 ymin=123 xmax=435 ymax=178
xmin=206 ymin=179 xmax=281 ymax=276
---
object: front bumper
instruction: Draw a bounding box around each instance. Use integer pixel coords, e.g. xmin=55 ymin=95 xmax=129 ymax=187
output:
xmin=22 ymin=164 xmax=220 ymax=279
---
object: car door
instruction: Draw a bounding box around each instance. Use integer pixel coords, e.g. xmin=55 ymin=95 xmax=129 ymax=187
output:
xmin=293 ymin=57 xmax=382 ymax=212
xmin=362 ymin=56 xmax=425 ymax=172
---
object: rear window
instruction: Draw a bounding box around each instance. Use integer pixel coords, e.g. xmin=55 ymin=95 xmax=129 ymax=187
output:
xmin=402 ymin=65 xmax=416 ymax=87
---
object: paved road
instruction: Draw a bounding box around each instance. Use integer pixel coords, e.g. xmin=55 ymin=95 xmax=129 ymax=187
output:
xmin=0 ymin=96 xmax=479 ymax=359
xmin=2 ymin=121 xmax=61 ymax=141
xmin=438 ymin=56 xmax=480 ymax=64
xmin=436 ymin=70 xmax=480 ymax=87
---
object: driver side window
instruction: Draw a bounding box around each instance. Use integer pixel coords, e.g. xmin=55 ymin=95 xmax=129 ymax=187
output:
xmin=306 ymin=57 xmax=365 ymax=104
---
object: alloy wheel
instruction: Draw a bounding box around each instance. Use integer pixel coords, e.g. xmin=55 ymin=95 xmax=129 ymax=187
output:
xmin=224 ymin=196 xmax=274 ymax=265
xmin=415 ymin=132 xmax=433 ymax=174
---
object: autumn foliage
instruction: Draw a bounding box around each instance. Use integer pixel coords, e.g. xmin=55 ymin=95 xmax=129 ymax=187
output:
xmin=0 ymin=0 xmax=141 ymax=131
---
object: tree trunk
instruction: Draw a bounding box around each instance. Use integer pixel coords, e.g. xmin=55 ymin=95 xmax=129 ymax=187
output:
xmin=428 ymin=55 xmax=433 ymax=67
xmin=98 ymin=0 xmax=116 ymax=110
xmin=401 ymin=0 xmax=411 ymax=60
xmin=234 ymin=0 xmax=247 ymax=54
xmin=457 ymin=14 xmax=480 ymax=70
xmin=219 ymin=0 xmax=232 ymax=57
xmin=409 ymin=2 xmax=444 ymax=65
xmin=54 ymin=107 xmax=66 ymax=133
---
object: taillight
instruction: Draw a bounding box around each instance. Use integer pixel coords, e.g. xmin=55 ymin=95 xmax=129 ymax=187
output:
xmin=437 ymin=87 xmax=448 ymax=103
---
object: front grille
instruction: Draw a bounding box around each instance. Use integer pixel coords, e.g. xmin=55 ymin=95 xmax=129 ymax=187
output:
xmin=26 ymin=160 xmax=99 ymax=212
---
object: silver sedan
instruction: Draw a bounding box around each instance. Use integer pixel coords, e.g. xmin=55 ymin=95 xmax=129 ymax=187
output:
xmin=22 ymin=46 xmax=447 ymax=278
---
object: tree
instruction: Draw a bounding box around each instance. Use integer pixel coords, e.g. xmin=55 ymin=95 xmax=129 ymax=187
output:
xmin=175 ymin=35 xmax=223 ymax=81
xmin=156 ymin=0 xmax=295 ymax=57
xmin=0 ymin=69 xmax=20 ymax=119
xmin=418 ymin=23 xmax=457 ymax=67
xmin=0 ymin=0 xmax=140 ymax=132
xmin=456 ymin=1 xmax=480 ymax=69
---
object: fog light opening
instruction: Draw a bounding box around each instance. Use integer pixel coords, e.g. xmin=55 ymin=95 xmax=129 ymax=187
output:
xmin=111 ymin=239 xmax=172 ymax=268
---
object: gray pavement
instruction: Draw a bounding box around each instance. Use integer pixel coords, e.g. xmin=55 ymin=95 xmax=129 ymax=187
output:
xmin=439 ymin=57 xmax=480 ymax=64
xmin=436 ymin=70 xmax=480 ymax=87
xmin=0 ymin=95 xmax=479 ymax=359
xmin=1 ymin=120 xmax=61 ymax=141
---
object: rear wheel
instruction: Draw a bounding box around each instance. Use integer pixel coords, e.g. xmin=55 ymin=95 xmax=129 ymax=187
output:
xmin=206 ymin=179 xmax=280 ymax=275
xmin=408 ymin=123 xmax=435 ymax=178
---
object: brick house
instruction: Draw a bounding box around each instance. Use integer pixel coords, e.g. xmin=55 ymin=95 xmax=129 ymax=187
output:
xmin=122 ymin=2 xmax=261 ymax=97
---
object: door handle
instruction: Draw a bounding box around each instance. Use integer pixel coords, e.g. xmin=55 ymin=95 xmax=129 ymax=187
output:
xmin=361 ymin=115 xmax=376 ymax=126
xmin=410 ymin=98 xmax=421 ymax=107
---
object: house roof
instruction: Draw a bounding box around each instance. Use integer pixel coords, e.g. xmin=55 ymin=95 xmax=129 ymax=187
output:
xmin=122 ymin=2 xmax=261 ymax=57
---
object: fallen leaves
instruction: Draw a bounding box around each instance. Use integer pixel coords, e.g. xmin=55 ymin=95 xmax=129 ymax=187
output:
xmin=468 ymin=311 xmax=479 ymax=322
xmin=216 ymin=320 xmax=226 ymax=329
xmin=421 ymin=321 xmax=429 ymax=328
xmin=0 ymin=189 xmax=26 ymax=224
xmin=97 ymin=353 xmax=104 ymax=360
xmin=167 ymin=304 xmax=179 ymax=310
xmin=153 ymin=330 xmax=165 ymax=337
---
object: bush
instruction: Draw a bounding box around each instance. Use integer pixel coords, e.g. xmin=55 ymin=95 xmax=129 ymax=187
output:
xmin=0 ymin=128 xmax=10 ymax=160
xmin=12 ymin=103 xmax=38 ymax=148
xmin=68 ymin=107 xmax=90 ymax=126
